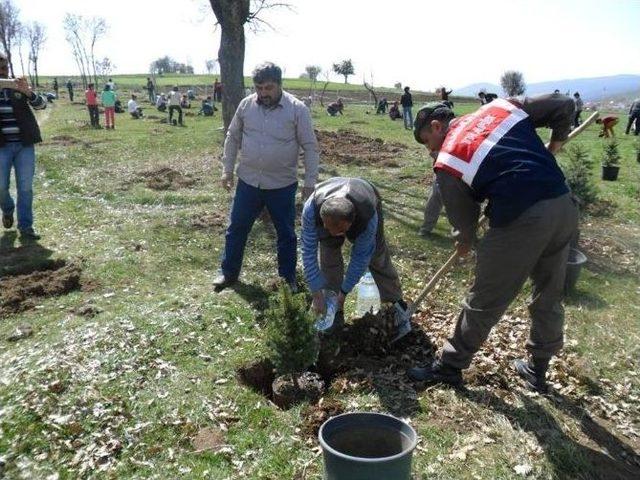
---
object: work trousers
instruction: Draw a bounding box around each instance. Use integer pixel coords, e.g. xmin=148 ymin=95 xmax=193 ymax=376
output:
xmin=87 ymin=105 xmax=99 ymax=127
xmin=421 ymin=179 xmax=443 ymax=233
xmin=221 ymin=179 xmax=297 ymax=283
xmin=104 ymin=106 xmax=115 ymax=128
xmin=441 ymin=194 xmax=578 ymax=369
xmin=626 ymin=112 xmax=640 ymax=135
xmin=319 ymin=215 xmax=403 ymax=303
xmin=169 ymin=105 xmax=183 ymax=125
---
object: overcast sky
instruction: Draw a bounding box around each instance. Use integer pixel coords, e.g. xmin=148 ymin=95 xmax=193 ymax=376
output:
xmin=13 ymin=0 xmax=640 ymax=90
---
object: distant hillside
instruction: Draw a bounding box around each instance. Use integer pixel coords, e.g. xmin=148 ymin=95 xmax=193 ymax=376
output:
xmin=455 ymin=74 xmax=640 ymax=102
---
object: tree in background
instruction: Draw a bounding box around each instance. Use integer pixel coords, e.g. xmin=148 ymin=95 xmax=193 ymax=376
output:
xmin=304 ymin=64 xmax=320 ymax=95
xmin=394 ymin=81 xmax=402 ymax=90
xmin=149 ymin=55 xmax=194 ymax=75
xmin=332 ymin=59 xmax=354 ymax=84
xmin=63 ymin=14 xmax=108 ymax=89
xmin=25 ymin=22 xmax=45 ymax=87
xmin=501 ymin=70 xmax=526 ymax=96
xmin=208 ymin=0 xmax=290 ymax=132
xmin=205 ymin=58 xmax=218 ymax=74
xmin=0 ymin=0 xmax=21 ymax=78
xmin=95 ymin=57 xmax=115 ymax=80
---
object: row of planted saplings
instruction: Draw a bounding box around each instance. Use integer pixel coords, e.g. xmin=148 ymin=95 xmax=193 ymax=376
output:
xmin=246 ymin=284 xmax=417 ymax=480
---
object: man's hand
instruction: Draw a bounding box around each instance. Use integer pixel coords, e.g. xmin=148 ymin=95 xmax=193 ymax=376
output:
xmin=547 ymin=140 xmax=564 ymax=155
xmin=221 ymin=172 xmax=234 ymax=192
xmin=302 ymin=186 xmax=314 ymax=202
xmin=455 ymin=241 xmax=472 ymax=257
xmin=13 ymin=77 xmax=33 ymax=96
xmin=312 ymin=290 xmax=325 ymax=314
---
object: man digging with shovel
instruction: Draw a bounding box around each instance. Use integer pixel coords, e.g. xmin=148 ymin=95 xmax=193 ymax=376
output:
xmin=408 ymin=94 xmax=578 ymax=393
xmin=301 ymin=177 xmax=411 ymax=339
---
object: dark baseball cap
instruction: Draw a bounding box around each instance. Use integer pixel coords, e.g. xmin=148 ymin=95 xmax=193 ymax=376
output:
xmin=413 ymin=102 xmax=454 ymax=144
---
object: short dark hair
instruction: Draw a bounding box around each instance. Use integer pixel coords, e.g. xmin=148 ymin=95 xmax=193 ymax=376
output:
xmin=252 ymin=62 xmax=282 ymax=85
xmin=404 ymin=86 xmax=410 ymax=92
xmin=88 ymin=83 xmax=94 ymax=88
xmin=320 ymin=198 xmax=355 ymax=224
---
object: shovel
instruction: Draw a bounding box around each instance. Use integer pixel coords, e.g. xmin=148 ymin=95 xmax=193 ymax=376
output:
xmin=397 ymin=110 xmax=600 ymax=333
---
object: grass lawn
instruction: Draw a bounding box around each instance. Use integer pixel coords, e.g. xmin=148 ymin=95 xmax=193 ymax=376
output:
xmin=0 ymin=94 xmax=638 ymax=479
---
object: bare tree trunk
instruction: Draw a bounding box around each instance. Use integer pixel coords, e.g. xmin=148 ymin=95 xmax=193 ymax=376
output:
xmin=210 ymin=0 xmax=250 ymax=133
xmin=363 ymin=82 xmax=378 ymax=108
xmin=320 ymin=80 xmax=329 ymax=107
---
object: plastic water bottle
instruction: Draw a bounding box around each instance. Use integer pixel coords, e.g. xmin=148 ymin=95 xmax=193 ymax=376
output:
xmin=356 ymin=271 xmax=380 ymax=316
xmin=315 ymin=290 xmax=338 ymax=331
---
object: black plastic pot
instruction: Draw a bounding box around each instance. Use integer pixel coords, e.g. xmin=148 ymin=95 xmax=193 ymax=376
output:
xmin=601 ymin=165 xmax=620 ymax=181
xmin=565 ymin=248 xmax=587 ymax=294
xmin=318 ymin=412 xmax=417 ymax=480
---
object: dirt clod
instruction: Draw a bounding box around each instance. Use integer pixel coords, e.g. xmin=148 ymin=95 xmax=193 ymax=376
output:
xmin=190 ymin=212 xmax=227 ymax=230
xmin=316 ymin=129 xmax=406 ymax=168
xmin=272 ymin=372 xmax=325 ymax=409
xmin=74 ymin=303 xmax=103 ymax=318
xmin=301 ymin=398 xmax=345 ymax=438
xmin=0 ymin=262 xmax=82 ymax=316
xmin=192 ymin=427 xmax=226 ymax=452
xmin=137 ymin=167 xmax=196 ymax=190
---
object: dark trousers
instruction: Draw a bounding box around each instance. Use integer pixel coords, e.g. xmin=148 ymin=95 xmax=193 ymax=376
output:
xmin=626 ymin=112 xmax=640 ymax=135
xmin=68 ymin=88 xmax=74 ymax=102
xmin=168 ymin=105 xmax=183 ymax=124
xmin=441 ymin=194 xmax=578 ymax=369
xmin=221 ymin=179 xmax=297 ymax=283
xmin=573 ymin=110 xmax=582 ymax=128
xmin=87 ymin=105 xmax=99 ymax=127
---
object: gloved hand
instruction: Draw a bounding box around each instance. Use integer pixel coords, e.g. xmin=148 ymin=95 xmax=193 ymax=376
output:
xmin=221 ymin=172 xmax=234 ymax=192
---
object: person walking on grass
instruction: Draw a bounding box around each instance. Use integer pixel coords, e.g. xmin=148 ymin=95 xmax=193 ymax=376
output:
xmin=66 ymin=79 xmax=74 ymax=102
xmin=101 ymin=84 xmax=116 ymax=130
xmin=408 ymin=94 xmax=577 ymax=393
xmin=301 ymin=177 xmax=411 ymax=340
xmin=146 ymin=77 xmax=155 ymax=104
xmin=85 ymin=83 xmax=100 ymax=128
xmin=626 ymin=97 xmax=640 ymax=135
xmin=168 ymin=86 xmax=183 ymax=126
xmin=0 ymin=53 xmax=47 ymax=240
xmin=213 ymin=62 xmax=320 ymax=292
xmin=52 ymin=77 xmax=59 ymax=98
xmin=400 ymin=86 xmax=413 ymax=130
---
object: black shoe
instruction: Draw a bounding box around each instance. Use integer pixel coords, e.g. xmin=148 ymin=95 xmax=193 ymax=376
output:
xmin=513 ymin=358 xmax=549 ymax=393
xmin=19 ymin=228 xmax=41 ymax=240
xmin=213 ymin=273 xmax=237 ymax=291
xmin=408 ymin=359 xmax=463 ymax=386
xmin=2 ymin=213 xmax=13 ymax=229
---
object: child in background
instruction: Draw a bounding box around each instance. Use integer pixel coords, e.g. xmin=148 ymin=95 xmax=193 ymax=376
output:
xmin=101 ymin=84 xmax=117 ymax=129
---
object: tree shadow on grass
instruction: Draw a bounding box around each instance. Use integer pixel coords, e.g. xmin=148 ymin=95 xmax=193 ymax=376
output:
xmin=0 ymin=231 xmax=55 ymax=277
xmin=376 ymin=181 xmax=428 ymax=202
xmin=460 ymin=388 xmax=640 ymax=479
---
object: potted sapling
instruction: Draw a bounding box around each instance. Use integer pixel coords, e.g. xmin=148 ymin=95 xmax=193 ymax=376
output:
xmin=265 ymin=283 xmax=324 ymax=409
xmin=601 ymin=140 xmax=621 ymax=181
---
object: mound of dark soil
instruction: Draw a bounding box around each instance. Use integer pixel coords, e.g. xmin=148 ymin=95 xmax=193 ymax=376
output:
xmin=316 ymin=129 xmax=406 ymax=168
xmin=191 ymin=212 xmax=227 ymax=230
xmin=0 ymin=261 xmax=82 ymax=316
xmin=137 ymin=167 xmax=196 ymax=190
xmin=301 ymin=398 xmax=345 ymax=438
xmin=272 ymin=372 xmax=324 ymax=409
xmin=47 ymin=135 xmax=84 ymax=146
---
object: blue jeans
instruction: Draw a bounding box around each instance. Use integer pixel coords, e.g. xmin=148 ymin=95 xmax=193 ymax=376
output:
xmin=403 ymin=107 xmax=413 ymax=129
xmin=221 ymin=179 xmax=297 ymax=282
xmin=0 ymin=142 xmax=36 ymax=231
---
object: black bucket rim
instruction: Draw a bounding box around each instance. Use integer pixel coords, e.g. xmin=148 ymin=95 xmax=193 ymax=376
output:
xmin=318 ymin=411 xmax=418 ymax=464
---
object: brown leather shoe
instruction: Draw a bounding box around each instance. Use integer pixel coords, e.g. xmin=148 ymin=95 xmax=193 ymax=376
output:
xmin=2 ymin=213 xmax=13 ymax=229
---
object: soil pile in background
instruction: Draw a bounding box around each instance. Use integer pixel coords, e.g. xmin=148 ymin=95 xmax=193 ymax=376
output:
xmin=136 ymin=167 xmax=197 ymax=190
xmin=191 ymin=212 xmax=227 ymax=230
xmin=316 ymin=129 xmax=406 ymax=168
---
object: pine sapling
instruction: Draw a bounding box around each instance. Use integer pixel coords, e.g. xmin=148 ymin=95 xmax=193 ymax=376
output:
xmin=265 ymin=284 xmax=319 ymax=387
xmin=563 ymin=144 xmax=598 ymax=208
xmin=603 ymin=140 xmax=621 ymax=167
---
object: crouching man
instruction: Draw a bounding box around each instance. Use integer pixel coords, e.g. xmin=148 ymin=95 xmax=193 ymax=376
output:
xmin=408 ymin=95 xmax=577 ymax=392
xmin=301 ymin=177 xmax=411 ymax=339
